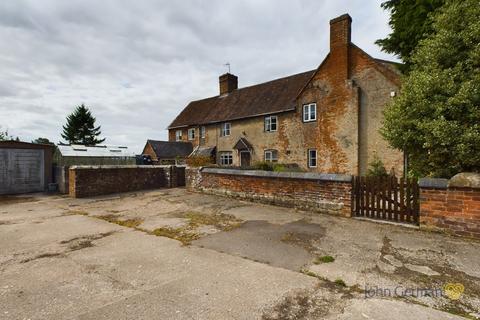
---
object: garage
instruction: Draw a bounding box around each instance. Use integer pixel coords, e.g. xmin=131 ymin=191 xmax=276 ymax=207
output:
xmin=0 ymin=141 xmax=54 ymax=195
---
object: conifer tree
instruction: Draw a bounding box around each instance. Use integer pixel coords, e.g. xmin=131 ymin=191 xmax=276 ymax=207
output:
xmin=61 ymin=104 xmax=105 ymax=145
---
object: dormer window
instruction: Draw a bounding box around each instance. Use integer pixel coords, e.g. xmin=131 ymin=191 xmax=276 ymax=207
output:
xmin=303 ymin=103 xmax=317 ymax=122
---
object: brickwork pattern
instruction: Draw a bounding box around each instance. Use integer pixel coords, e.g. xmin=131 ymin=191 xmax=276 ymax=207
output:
xmin=420 ymin=187 xmax=480 ymax=239
xmin=69 ymin=166 xmax=181 ymax=198
xmin=186 ymin=168 xmax=351 ymax=216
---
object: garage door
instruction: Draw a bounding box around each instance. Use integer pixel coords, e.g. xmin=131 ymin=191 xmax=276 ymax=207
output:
xmin=0 ymin=149 xmax=44 ymax=195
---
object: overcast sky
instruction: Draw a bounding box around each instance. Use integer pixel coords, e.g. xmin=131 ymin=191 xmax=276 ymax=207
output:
xmin=0 ymin=0 xmax=398 ymax=153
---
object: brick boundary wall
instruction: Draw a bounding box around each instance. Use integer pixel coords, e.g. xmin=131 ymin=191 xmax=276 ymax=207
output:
xmin=186 ymin=167 xmax=352 ymax=216
xmin=69 ymin=165 xmax=183 ymax=198
xmin=419 ymin=174 xmax=480 ymax=239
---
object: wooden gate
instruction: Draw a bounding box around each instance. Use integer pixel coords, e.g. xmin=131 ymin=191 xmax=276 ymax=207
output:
xmin=175 ymin=166 xmax=186 ymax=187
xmin=352 ymin=176 xmax=419 ymax=225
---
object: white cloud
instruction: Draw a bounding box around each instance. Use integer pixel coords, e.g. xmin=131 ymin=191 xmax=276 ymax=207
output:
xmin=0 ymin=0 xmax=397 ymax=153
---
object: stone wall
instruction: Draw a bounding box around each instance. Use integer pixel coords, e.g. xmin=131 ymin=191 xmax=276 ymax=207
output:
xmin=186 ymin=167 xmax=352 ymax=216
xmin=69 ymin=165 xmax=183 ymax=198
xmin=419 ymin=173 xmax=480 ymax=239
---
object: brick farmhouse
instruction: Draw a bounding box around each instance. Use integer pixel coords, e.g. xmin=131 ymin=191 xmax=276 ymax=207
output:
xmin=168 ymin=14 xmax=403 ymax=175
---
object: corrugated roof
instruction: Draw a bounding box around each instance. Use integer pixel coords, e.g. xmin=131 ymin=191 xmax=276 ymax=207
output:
xmin=0 ymin=141 xmax=54 ymax=150
xmin=57 ymin=144 xmax=135 ymax=157
xmin=168 ymin=70 xmax=316 ymax=129
xmin=146 ymin=140 xmax=193 ymax=159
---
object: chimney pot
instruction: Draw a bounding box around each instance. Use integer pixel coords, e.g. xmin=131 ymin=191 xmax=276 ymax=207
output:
xmin=219 ymin=73 xmax=238 ymax=95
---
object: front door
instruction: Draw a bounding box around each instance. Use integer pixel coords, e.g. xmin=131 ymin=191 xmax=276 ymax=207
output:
xmin=240 ymin=151 xmax=251 ymax=168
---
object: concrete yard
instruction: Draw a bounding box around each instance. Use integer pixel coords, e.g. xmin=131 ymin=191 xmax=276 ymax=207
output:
xmin=1 ymin=189 xmax=479 ymax=319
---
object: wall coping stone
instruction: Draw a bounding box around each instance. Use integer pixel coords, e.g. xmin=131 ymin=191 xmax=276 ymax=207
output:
xmin=448 ymin=172 xmax=480 ymax=189
xmin=70 ymin=165 xmax=173 ymax=170
xmin=418 ymin=178 xmax=448 ymax=189
xmin=201 ymin=167 xmax=352 ymax=182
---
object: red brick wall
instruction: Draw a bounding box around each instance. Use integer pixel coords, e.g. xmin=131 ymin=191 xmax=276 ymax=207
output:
xmin=187 ymin=168 xmax=352 ymax=216
xmin=420 ymin=187 xmax=480 ymax=239
xmin=69 ymin=166 xmax=181 ymax=198
xmin=142 ymin=143 xmax=158 ymax=162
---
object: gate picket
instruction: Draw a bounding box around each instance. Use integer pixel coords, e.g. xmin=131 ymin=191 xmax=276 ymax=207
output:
xmin=365 ymin=177 xmax=370 ymax=218
xmin=376 ymin=177 xmax=381 ymax=219
xmin=352 ymin=175 xmax=419 ymax=225
xmin=412 ymin=180 xmax=419 ymax=224
xmin=399 ymin=178 xmax=405 ymax=222
xmin=406 ymin=178 xmax=412 ymax=223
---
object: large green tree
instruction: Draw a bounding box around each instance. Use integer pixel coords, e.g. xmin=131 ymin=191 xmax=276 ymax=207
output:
xmin=61 ymin=104 xmax=105 ymax=145
xmin=376 ymin=0 xmax=445 ymax=71
xmin=381 ymin=0 xmax=480 ymax=178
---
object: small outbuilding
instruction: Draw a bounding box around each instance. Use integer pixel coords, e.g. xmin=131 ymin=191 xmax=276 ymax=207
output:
xmin=0 ymin=141 xmax=54 ymax=195
xmin=142 ymin=140 xmax=193 ymax=165
xmin=52 ymin=144 xmax=136 ymax=194
xmin=55 ymin=144 xmax=136 ymax=166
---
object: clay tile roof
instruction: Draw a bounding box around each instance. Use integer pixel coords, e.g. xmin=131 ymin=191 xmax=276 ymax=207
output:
xmin=146 ymin=140 xmax=193 ymax=159
xmin=233 ymin=138 xmax=253 ymax=150
xmin=168 ymin=69 xmax=316 ymax=129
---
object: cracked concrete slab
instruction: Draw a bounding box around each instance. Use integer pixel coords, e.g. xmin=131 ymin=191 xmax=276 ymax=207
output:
xmin=193 ymin=220 xmax=325 ymax=270
xmin=1 ymin=189 xmax=479 ymax=319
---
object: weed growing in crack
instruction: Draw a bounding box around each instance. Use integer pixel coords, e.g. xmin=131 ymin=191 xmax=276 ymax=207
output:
xmin=65 ymin=210 xmax=89 ymax=216
xmin=314 ymin=255 xmax=335 ymax=264
xmin=96 ymin=214 xmax=143 ymax=228
xmin=149 ymin=227 xmax=200 ymax=245
xmin=182 ymin=211 xmax=243 ymax=231
xmin=300 ymin=268 xmax=319 ymax=278
xmin=334 ymin=279 xmax=346 ymax=287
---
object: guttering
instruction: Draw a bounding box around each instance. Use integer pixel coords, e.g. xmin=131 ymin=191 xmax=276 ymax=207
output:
xmin=168 ymin=107 xmax=296 ymax=130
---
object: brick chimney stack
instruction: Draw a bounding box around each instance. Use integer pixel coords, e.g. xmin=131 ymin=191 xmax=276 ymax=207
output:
xmin=219 ymin=73 xmax=238 ymax=95
xmin=329 ymin=14 xmax=352 ymax=79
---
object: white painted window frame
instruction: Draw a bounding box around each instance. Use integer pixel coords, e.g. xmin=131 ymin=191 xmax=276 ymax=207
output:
xmin=175 ymin=130 xmax=183 ymax=141
xmin=264 ymin=150 xmax=278 ymax=162
xmin=200 ymin=126 xmax=206 ymax=138
xmin=219 ymin=151 xmax=233 ymax=166
xmin=188 ymin=128 xmax=195 ymax=140
xmin=221 ymin=123 xmax=231 ymax=137
xmin=303 ymin=103 xmax=317 ymax=122
xmin=264 ymin=115 xmax=278 ymax=132
xmin=308 ymin=149 xmax=317 ymax=168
